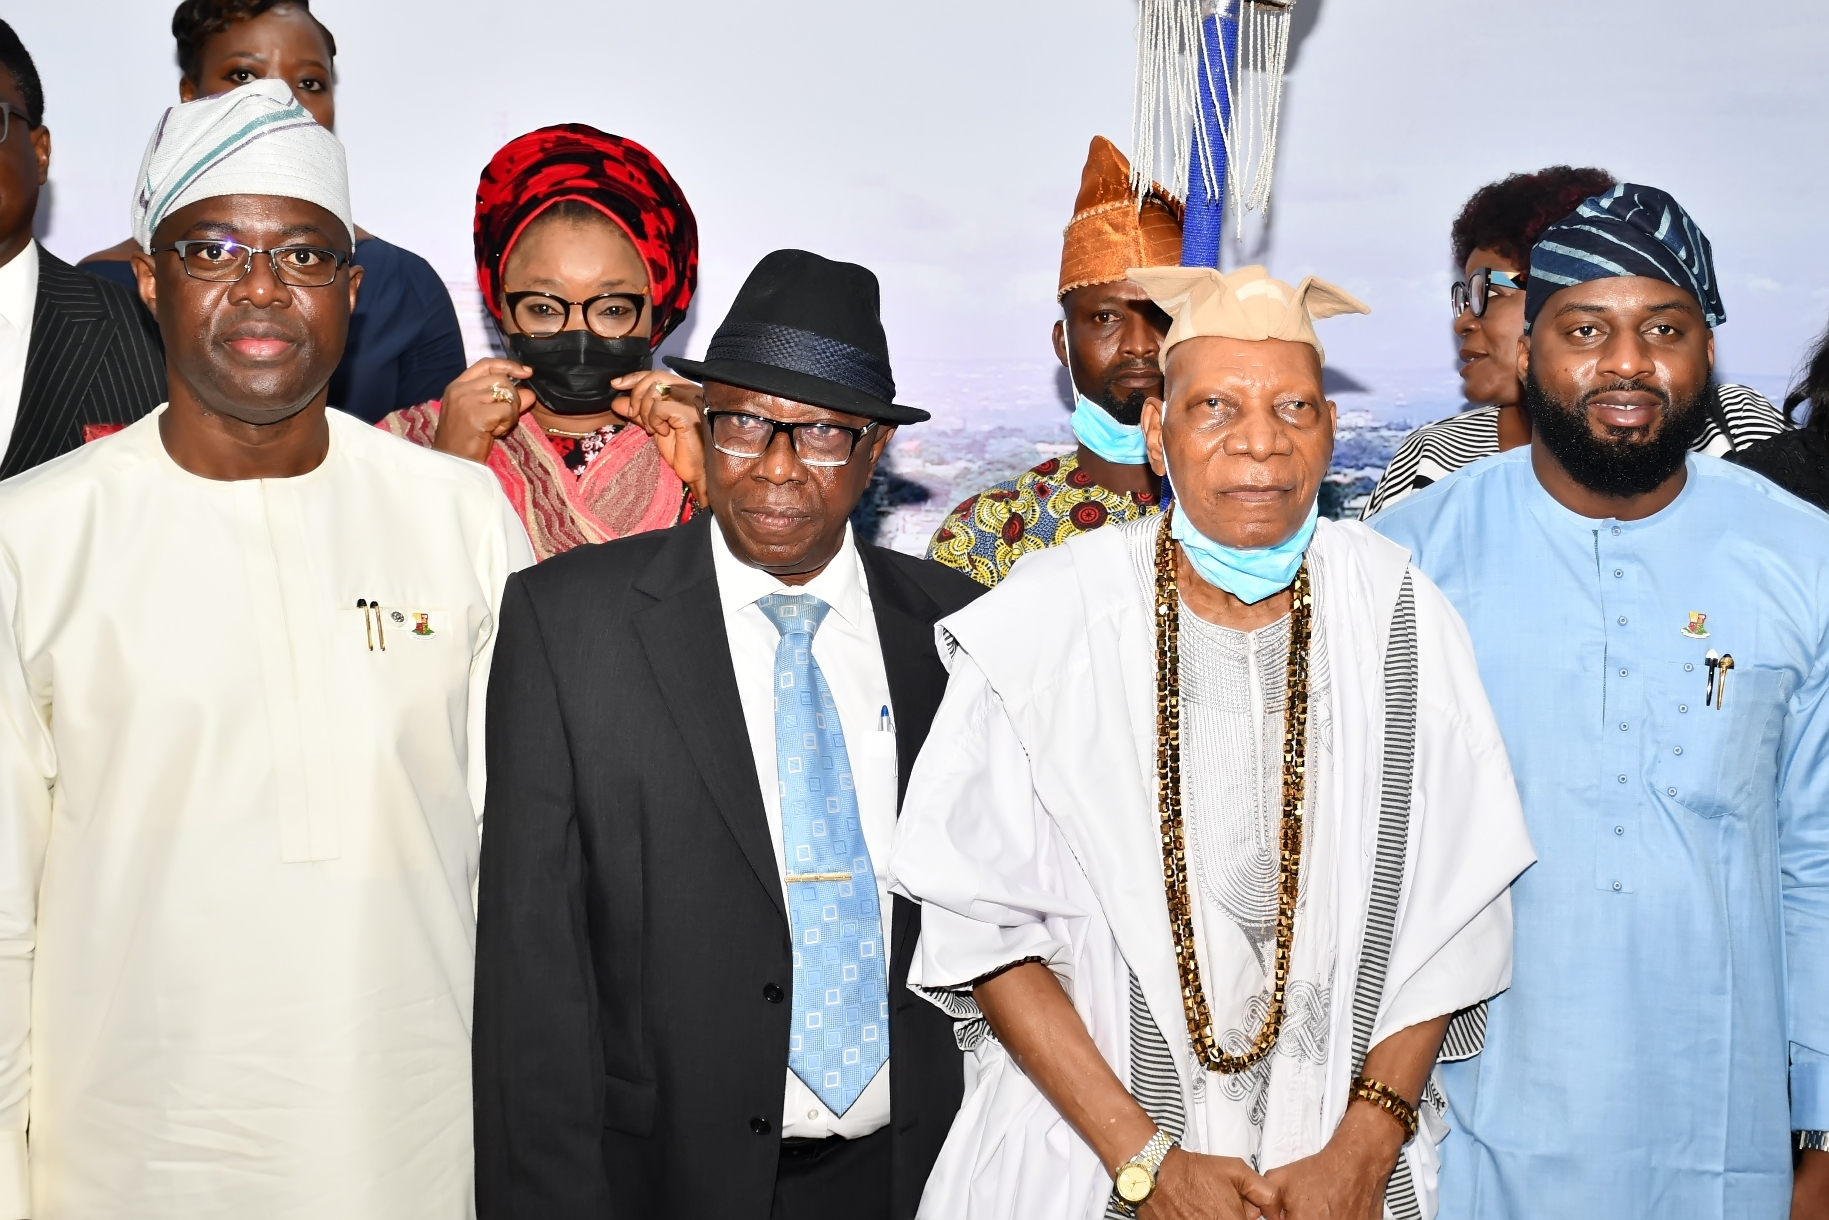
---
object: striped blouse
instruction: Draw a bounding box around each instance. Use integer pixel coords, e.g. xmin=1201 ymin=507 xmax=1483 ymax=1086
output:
xmin=1360 ymin=383 xmax=1786 ymax=519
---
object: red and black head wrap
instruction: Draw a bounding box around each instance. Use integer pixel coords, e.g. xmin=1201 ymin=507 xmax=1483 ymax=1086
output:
xmin=474 ymin=124 xmax=698 ymax=349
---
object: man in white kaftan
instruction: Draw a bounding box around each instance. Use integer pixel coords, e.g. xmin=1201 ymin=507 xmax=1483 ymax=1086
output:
xmin=890 ymin=266 xmax=1535 ymax=1220
xmin=0 ymin=81 xmax=533 ymax=1219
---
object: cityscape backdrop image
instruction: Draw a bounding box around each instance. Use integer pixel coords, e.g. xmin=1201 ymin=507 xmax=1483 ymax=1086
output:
xmin=24 ymin=0 xmax=1828 ymax=546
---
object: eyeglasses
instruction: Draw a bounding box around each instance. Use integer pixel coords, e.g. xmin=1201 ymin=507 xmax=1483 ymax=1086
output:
xmin=1451 ymin=267 xmax=1526 ymax=318
xmin=706 ymin=410 xmax=878 ymax=468
xmin=155 ymin=239 xmax=353 ymax=287
xmin=0 ymin=104 xmax=30 ymax=144
xmin=505 ymin=290 xmax=647 ymax=340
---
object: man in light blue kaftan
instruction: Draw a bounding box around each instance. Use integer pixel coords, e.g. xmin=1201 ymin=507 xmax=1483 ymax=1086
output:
xmin=1371 ymin=184 xmax=1829 ymax=1217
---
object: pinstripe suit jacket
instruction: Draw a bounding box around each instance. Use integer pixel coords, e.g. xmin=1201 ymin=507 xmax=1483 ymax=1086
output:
xmin=0 ymin=246 xmax=165 ymax=479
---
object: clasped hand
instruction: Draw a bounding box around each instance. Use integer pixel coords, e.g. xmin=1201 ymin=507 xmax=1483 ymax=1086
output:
xmin=1142 ymin=1103 xmax=1402 ymax=1220
xmin=1140 ymin=1147 xmax=1277 ymax=1220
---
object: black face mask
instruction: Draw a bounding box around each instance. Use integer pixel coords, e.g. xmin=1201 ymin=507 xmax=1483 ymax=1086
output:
xmin=506 ymin=331 xmax=652 ymax=415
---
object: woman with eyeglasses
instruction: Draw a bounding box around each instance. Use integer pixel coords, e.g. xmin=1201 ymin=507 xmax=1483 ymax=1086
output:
xmin=380 ymin=125 xmax=702 ymax=561
xmin=1359 ymin=165 xmax=1786 ymax=518
xmin=80 ymin=0 xmax=466 ymax=426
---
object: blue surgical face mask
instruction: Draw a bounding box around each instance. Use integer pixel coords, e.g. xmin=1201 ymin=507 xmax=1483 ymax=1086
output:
xmin=1169 ymin=500 xmax=1318 ymax=605
xmin=1070 ymin=391 xmax=1150 ymax=464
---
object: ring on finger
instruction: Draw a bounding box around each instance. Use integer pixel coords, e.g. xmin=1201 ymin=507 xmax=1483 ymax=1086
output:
xmin=656 ymin=383 xmax=673 ymax=400
xmin=489 ymin=382 xmax=516 ymax=404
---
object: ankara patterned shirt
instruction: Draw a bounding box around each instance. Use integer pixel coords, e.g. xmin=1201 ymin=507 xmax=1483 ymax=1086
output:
xmin=926 ymin=450 xmax=1159 ymax=587
xmin=1370 ymin=448 xmax=1829 ymax=1218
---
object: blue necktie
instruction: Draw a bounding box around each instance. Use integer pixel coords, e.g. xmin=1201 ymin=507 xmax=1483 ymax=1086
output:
xmin=756 ymin=593 xmax=890 ymax=1116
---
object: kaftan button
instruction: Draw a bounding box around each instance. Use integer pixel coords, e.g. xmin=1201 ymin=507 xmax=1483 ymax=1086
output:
xmin=1618 ymin=616 xmax=1628 ymax=625
xmin=1668 ymin=787 xmax=1678 ymax=796
xmin=1679 ymin=704 xmax=1689 ymax=714
xmin=1617 ymin=775 xmax=1627 ymax=784
xmin=1685 ymin=662 xmax=1694 ymax=672
xmin=1612 ymin=527 xmax=1622 ymax=536
xmin=1614 ymin=569 xmax=1624 ymax=578
xmin=1614 ymin=825 xmax=1624 ymax=835
xmin=1612 ymin=881 xmax=1623 ymax=891
xmin=1673 ymin=746 xmax=1683 ymax=755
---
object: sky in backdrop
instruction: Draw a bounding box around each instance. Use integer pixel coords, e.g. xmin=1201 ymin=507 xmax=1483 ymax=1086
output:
xmin=17 ymin=0 xmax=1828 ymax=541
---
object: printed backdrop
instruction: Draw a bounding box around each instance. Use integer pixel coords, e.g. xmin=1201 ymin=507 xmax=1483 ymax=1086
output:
xmin=21 ymin=0 xmax=1828 ymax=546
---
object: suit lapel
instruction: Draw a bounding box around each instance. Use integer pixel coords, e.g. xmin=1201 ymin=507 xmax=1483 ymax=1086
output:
xmin=5 ymin=251 xmax=110 ymax=478
xmin=632 ymin=516 xmax=787 ymax=923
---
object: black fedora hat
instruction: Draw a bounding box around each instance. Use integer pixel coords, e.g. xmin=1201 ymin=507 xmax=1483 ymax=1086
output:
xmin=665 ymin=249 xmax=929 ymax=424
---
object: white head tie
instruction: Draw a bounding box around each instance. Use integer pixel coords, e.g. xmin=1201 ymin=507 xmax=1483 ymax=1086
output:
xmin=131 ymin=79 xmax=353 ymax=253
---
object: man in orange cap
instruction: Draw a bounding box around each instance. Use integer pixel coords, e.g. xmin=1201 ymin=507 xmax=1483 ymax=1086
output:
xmin=926 ymin=136 xmax=1182 ymax=587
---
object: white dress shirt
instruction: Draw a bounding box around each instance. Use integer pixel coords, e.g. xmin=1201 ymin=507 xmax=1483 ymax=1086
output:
xmin=709 ymin=520 xmax=898 ymax=1139
xmin=0 ymin=240 xmax=39 ymax=459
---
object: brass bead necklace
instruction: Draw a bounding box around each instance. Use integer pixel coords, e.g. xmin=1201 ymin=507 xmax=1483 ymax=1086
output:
xmin=1153 ymin=509 xmax=1312 ymax=1075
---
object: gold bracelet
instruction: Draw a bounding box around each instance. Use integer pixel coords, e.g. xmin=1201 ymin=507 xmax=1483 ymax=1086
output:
xmin=1350 ymin=1075 xmax=1419 ymax=1142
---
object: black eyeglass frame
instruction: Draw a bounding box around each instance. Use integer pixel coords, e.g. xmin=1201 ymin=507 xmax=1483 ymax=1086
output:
xmin=704 ymin=409 xmax=879 ymax=469
xmin=0 ymin=103 xmax=31 ymax=145
xmin=1451 ymin=267 xmax=1527 ymax=319
xmin=154 ymin=239 xmax=354 ymax=287
xmin=503 ymin=290 xmax=649 ymax=340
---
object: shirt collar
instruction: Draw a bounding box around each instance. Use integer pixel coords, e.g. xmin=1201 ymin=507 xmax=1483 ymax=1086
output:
xmin=0 ymin=241 xmax=39 ymax=335
xmin=708 ymin=515 xmax=869 ymax=631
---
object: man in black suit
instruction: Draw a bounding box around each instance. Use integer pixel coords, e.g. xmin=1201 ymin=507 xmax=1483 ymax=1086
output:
xmin=474 ymin=249 xmax=984 ymax=1219
xmin=0 ymin=21 xmax=164 ymax=480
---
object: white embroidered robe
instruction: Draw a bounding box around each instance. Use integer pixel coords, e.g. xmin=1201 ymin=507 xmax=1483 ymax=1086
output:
xmin=889 ymin=515 xmax=1535 ymax=1220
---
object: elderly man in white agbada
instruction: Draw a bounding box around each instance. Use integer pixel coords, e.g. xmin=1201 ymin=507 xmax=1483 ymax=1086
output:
xmin=890 ymin=265 xmax=1536 ymax=1220
xmin=0 ymin=80 xmax=531 ymax=1218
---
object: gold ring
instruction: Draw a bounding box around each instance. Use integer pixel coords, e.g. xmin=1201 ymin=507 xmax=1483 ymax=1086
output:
xmin=489 ymin=382 xmax=515 ymax=404
xmin=657 ymin=383 xmax=672 ymax=400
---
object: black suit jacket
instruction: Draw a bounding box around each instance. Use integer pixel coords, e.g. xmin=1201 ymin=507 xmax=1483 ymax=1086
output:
xmin=475 ymin=514 xmax=985 ymax=1220
xmin=0 ymin=247 xmax=165 ymax=479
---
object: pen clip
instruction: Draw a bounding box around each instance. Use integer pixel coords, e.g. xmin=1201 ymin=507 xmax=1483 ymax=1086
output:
xmin=357 ymin=598 xmax=374 ymax=652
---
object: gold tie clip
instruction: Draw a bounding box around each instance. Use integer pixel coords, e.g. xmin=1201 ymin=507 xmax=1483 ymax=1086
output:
xmin=786 ymin=872 xmax=852 ymax=883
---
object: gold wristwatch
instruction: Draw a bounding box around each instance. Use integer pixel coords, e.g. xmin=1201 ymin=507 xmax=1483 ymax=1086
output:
xmin=1111 ymin=1128 xmax=1176 ymax=1215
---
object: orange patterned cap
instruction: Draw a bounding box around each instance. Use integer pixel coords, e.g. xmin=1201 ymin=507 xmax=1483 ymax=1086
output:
xmin=1057 ymin=136 xmax=1184 ymax=301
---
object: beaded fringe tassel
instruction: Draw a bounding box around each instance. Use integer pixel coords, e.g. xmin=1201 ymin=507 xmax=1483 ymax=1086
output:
xmin=1131 ymin=0 xmax=1296 ymax=239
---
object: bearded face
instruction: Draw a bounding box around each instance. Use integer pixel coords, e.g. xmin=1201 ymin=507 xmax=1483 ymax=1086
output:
xmin=1524 ymin=369 xmax=1708 ymax=498
xmin=1520 ymin=274 xmax=1715 ymax=503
